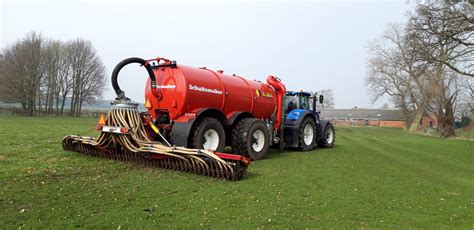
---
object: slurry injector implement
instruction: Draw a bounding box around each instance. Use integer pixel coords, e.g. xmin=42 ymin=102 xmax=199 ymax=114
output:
xmin=62 ymin=56 xmax=335 ymax=180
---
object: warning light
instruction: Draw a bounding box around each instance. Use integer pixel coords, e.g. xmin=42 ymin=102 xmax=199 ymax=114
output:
xmin=145 ymin=99 xmax=151 ymax=108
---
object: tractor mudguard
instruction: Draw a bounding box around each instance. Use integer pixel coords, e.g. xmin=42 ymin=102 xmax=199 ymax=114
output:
xmin=283 ymin=124 xmax=300 ymax=148
xmin=316 ymin=119 xmax=330 ymax=142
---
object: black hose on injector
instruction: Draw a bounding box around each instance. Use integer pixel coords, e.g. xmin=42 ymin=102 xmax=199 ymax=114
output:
xmin=111 ymin=57 xmax=156 ymax=100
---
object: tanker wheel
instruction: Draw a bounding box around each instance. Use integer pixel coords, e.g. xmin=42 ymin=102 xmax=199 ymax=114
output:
xmin=298 ymin=117 xmax=317 ymax=151
xmin=190 ymin=117 xmax=226 ymax=152
xmin=317 ymin=123 xmax=335 ymax=148
xmin=231 ymin=118 xmax=269 ymax=160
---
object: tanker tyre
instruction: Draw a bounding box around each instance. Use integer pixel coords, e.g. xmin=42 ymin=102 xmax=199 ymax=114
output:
xmin=231 ymin=118 xmax=269 ymax=160
xmin=298 ymin=117 xmax=317 ymax=151
xmin=317 ymin=123 xmax=335 ymax=148
xmin=190 ymin=117 xmax=226 ymax=152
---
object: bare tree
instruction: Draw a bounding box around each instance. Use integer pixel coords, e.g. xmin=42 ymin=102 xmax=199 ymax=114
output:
xmin=0 ymin=32 xmax=45 ymax=116
xmin=408 ymin=1 xmax=473 ymax=137
xmin=42 ymin=40 xmax=62 ymax=115
xmin=0 ymin=32 xmax=106 ymax=116
xmin=66 ymin=39 xmax=106 ymax=116
xmin=366 ymin=24 xmax=431 ymax=130
xmin=56 ymin=44 xmax=73 ymax=115
xmin=367 ymin=2 xmax=472 ymax=137
xmin=0 ymin=54 xmax=14 ymax=102
xmin=318 ymin=89 xmax=335 ymax=109
xmin=380 ymin=103 xmax=391 ymax=110
xmin=412 ymin=1 xmax=473 ymax=77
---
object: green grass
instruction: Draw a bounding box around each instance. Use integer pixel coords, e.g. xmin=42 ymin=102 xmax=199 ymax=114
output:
xmin=0 ymin=117 xmax=473 ymax=228
xmin=455 ymin=128 xmax=474 ymax=140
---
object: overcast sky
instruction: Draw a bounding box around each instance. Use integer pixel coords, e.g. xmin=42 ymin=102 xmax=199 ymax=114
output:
xmin=1 ymin=0 xmax=414 ymax=108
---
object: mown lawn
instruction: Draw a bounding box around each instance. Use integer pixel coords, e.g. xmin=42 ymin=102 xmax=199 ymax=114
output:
xmin=456 ymin=128 xmax=474 ymax=140
xmin=0 ymin=117 xmax=473 ymax=228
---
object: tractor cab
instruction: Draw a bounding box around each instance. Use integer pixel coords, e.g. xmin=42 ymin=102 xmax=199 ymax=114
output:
xmin=284 ymin=91 xmax=323 ymax=115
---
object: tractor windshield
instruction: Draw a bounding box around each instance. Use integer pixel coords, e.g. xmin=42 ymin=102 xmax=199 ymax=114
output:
xmin=284 ymin=93 xmax=312 ymax=113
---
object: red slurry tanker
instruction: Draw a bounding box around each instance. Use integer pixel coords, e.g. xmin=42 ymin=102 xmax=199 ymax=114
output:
xmin=62 ymin=56 xmax=335 ymax=180
xmin=141 ymin=57 xmax=334 ymax=159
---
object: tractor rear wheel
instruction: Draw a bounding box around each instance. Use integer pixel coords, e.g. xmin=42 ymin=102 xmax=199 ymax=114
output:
xmin=232 ymin=118 xmax=269 ymax=160
xmin=317 ymin=123 xmax=335 ymax=148
xmin=298 ymin=117 xmax=317 ymax=151
xmin=190 ymin=117 xmax=226 ymax=152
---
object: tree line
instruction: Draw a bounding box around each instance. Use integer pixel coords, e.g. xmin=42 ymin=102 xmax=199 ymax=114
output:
xmin=0 ymin=32 xmax=106 ymax=116
xmin=366 ymin=1 xmax=473 ymax=137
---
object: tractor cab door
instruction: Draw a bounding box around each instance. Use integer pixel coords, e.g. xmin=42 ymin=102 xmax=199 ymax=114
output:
xmin=284 ymin=94 xmax=299 ymax=115
xmin=284 ymin=93 xmax=312 ymax=115
xmin=299 ymin=94 xmax=312 ymax=111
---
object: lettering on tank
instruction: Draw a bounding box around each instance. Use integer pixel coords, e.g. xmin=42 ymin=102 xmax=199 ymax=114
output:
xmin=189 ymin=85 xmax=223 ymax=95
xmin=256 ymin=89 xmax=273 ymax=98
xmin=156 ymin=85 xmax=176 ymax=89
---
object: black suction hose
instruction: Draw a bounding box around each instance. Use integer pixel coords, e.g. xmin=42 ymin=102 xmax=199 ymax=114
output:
xmin=111 ymin=57 xmax=156 ymax=100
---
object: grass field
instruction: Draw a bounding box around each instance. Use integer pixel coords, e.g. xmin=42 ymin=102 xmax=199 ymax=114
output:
xmin=0 ymin=117 xmax=473 ymax=228
xmin=455 ymin=128 xmax=474 ymax=140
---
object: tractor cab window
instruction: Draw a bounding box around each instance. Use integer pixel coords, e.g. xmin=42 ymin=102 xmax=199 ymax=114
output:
xmin=284 ymin=93 xmax=312 ymax=113
xmin=308 ymin=96 xmax=314 ymax=111
xmin=298 ymin=95 xmax=311 ymax=111
xmin=284 ymin=95 xmax=298 ymax=114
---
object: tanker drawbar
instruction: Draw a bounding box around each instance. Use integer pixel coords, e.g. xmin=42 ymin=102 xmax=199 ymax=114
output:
xmin=62 ymin=57 xmax=250 ymax=180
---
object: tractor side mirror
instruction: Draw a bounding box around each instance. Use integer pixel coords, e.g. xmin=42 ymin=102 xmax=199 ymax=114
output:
xmin=319 ymin=95 xmax=324 ymax=104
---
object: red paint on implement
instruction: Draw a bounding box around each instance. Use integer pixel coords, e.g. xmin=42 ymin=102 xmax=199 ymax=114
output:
xmin=214 ymin=152 xmax=252 ymax=166
xmin=148 ymin=150 xmax=251 ymax=166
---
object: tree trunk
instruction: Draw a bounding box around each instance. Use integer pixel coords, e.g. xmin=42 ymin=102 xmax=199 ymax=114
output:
xmin=440 ymin=99 xmax=455 ymax=138
xmin=408 ymin=103 xmax=426 ymax=132
xmin=409 ymin=111 xmax=423 ymax=132
xmin=55 ymin=91 xmax=60 ymax=116
xmin=60 ymin=94 xmax=67 ymax=115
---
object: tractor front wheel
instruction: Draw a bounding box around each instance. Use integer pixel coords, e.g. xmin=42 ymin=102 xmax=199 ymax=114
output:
xmin=298 ymin=117 xmax=317 ymax=151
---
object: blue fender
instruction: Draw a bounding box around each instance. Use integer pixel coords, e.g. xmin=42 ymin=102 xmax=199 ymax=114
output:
xmin=283 ymin=109 xmax=318 ymax=148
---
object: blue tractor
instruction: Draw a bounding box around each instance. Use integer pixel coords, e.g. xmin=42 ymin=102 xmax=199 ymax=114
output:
xmin=282 ymin=91 xmax=335 ymax=151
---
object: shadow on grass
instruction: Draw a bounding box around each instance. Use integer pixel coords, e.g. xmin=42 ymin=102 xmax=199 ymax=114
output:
xmin=264 ymin=145 xmax=340 ymax=160
xmin=241 ymin=171 xmax=258 ymax=180
xmin=263 ymin=148 xmax=294 ymax=160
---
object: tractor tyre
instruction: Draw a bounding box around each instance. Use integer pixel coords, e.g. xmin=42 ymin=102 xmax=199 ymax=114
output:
xmin=190 ymin=117 xmax=226 ymax=152
xmin=317 ymin=123 xmax=335 ymax=148
xmin=231 ymin=118 xmax=269 ymax=160
xmin=298 ymin=117 xmax=317 ymax=151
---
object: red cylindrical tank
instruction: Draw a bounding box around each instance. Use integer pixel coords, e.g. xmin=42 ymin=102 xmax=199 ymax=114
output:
xmin=144 ymin=65 xmax=278 ymax=122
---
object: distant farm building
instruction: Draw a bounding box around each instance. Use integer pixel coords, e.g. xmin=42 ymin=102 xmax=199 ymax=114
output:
xmin=320 ymin=109 xmax=437 ymax=129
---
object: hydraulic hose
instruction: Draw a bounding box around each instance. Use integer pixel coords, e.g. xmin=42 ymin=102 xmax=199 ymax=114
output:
xmin=111 ymin=57 xmax=157 ymax=100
